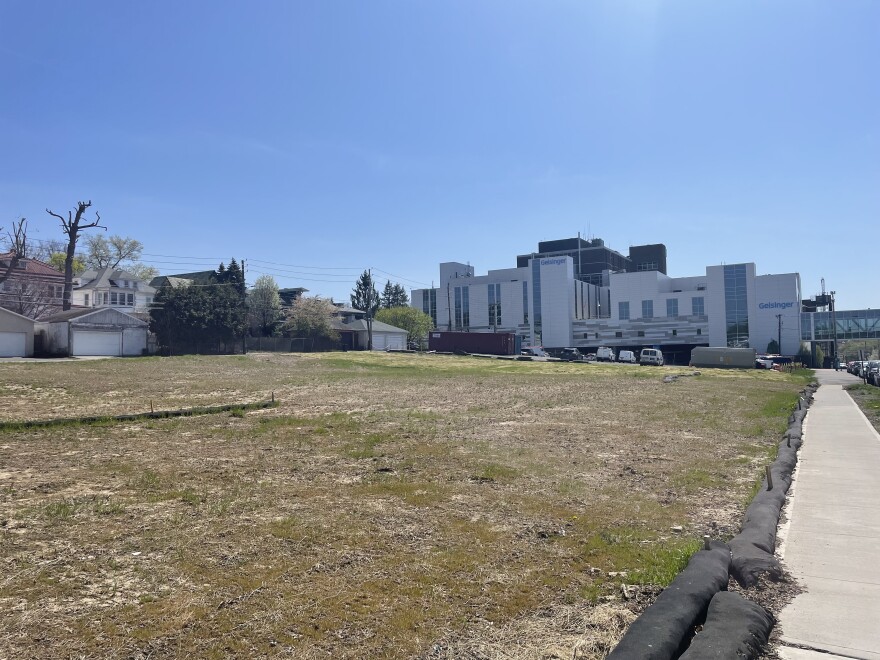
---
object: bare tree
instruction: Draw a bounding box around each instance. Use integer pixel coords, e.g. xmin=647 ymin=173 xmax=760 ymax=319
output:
xmin=0 ymin=218 xmax=28 ymax=286
xmin=0 ymin=278 xmax=58 ymax=320
xmin=46 ymin=201 xmax=106 ymax=310
xmin=85 ymin=235 xmax=143 ymax=269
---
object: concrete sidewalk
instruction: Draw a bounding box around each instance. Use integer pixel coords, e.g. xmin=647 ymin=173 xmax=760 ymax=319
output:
xmin=778 ymin=370 xmax=880 ymax=660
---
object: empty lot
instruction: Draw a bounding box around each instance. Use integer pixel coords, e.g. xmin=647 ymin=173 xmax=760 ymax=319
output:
xmin=0 ymin=353 xmax=810 ymax=658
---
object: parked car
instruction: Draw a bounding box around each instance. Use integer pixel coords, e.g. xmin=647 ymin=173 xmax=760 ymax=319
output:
xmin=639 ymin=348 xmax=664 ymax=366
xmin=596 ymin=346 xmax=616 ymax=362
xmin=521 ymin=346 xmax=547 ymax=357
xmin=617 ymin=350 xmax=637 ymax=363
xmin=865 ymin=360 xmax=880 ymax=384
xmin=559 ymin=348 xmax=584 ymax=361
xmin=584 ymin=353 xmax=597 ymax=362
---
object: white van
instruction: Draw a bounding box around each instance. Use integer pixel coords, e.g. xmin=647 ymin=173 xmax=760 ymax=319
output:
xmin=596 ymin=346 xmax=616 ymax=362
xmin=618 ymin=350 xmax=637 ymax=363
xmin=639 ymin=348 xmax=664 ymax=366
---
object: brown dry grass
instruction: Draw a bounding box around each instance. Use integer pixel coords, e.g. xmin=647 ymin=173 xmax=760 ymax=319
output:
xmin=0 ymin=352 xmax=810 ymax=658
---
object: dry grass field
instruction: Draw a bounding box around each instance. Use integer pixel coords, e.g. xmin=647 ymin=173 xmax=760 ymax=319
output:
xmin=0 ymin=353 xmax=811 ymax=659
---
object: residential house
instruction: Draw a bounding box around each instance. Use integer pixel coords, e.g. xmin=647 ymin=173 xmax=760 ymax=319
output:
xmin=330 ymin=304 xmax=408 ymax=351
xmin=0 ymin=252 xmax=66 ymax=319
xmin=278 ymin=287 xmax=308 ymax=308
xmin=72 ymin=268 xmax=156 ymax=312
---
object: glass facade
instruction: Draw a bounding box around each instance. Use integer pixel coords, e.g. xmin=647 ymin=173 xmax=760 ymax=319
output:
xmin=666 ymin=298 xmax=678 ymax=317
xmin=802 ymin=309 xmax=880 ymax=341
xmin=454 ymin=287 xmax=462 ymax=329
xmin=641 ymin=300 xmax=653 ymax=319
xmin=522 ymin=281 xmax=528 ymax=324
xmin=692 ymin=296 xmax=705 ymax=315
xmin=422 ymin=289 xmax=437 ymax=326
xmin=724 ymin=264 xmax=749 ymax=347
xmin=488 ymin=283 xmax=501 ymax=327
xmin=619 ymin=301 xmax=630 ymax=320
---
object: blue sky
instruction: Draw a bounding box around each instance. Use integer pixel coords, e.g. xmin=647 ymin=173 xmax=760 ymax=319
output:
xmin=1 ymin=1 xmax=877 ymax=308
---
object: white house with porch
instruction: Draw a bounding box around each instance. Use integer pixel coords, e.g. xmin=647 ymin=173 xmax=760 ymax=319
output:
xmin=72 ymin=268 xmax=156 ymax=312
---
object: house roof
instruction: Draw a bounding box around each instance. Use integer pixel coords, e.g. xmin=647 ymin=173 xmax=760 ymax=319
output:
xmin=343 ymin=319 xmax=408 ymax=334
xmin=75 ymin=267 xmax=154 ymax=292
xmin=150 ymin=270 xmax=217 ymax=288
xmin=0 ymin=253 xmax=65 ymax=279
xmin=41 ymin=307 xmax=148 ymax=325
xmin=0 ymin=305 xmax=37 ymax=323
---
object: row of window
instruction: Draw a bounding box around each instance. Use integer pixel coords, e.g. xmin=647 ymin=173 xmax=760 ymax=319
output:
xmin=619 ymin=296 xmax=704 ymax=320
xmin=584 ymin=328 xmax=703 ymax=339
xmin=85 ymin=291 xmax=136 ymax=306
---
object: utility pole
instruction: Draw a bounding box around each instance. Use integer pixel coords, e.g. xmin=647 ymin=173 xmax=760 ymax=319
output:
xmin=367 ymin=268 xmax=374 ymax=351
xmin=241 ymin=258 xmax=247 ymax=354
xmin=830 ymin=290 xmax=838 ymax=369
xmin=776 ymin=314 xmax=782 ymax=356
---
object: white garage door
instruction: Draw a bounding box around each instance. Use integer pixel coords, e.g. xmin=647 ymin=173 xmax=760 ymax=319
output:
xmin=0 ymin=332 xmax=27 ymax=357
xmin=385 ymin=334 xmax=405 ymax=350
xmin=372 ymin=334 xmax=387 ymax=351
xmin=73 ymin=331 xmax=122 ymax=356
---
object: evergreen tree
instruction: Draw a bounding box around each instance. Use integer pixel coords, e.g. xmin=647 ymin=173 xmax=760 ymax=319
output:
xmin=351 ymin=270 xmax=380 ymax=349
xmin=381 ymin=280 xmax=395 ymax=309
xmin=392 ymin=283 xmax=409 ymax=307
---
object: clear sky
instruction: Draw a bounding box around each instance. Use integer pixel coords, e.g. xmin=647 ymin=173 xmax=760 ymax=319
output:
xmin=1 ymin=1 xmax=877 ymax=309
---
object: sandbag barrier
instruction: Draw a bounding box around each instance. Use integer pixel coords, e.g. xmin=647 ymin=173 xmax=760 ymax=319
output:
xmin=608 ymin=383 xmax=818 ymax=659
xmin=0 ymin=398 xmax=279 ymax=431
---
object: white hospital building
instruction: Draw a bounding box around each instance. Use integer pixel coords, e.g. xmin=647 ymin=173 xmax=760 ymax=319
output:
xmin=411 ymin=238 xmax=802 ymax=364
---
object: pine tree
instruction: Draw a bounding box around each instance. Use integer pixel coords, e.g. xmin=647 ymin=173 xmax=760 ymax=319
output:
xmin=381 ymin=280 xmax=395 ymax=309
xmin=392 ymin=283 xmax=409 ymax=307
xmin=351 ymin=270 xmax=380 ymax=349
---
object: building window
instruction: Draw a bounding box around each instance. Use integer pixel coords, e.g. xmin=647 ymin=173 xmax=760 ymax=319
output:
xmin=638 ymin=330 xmax=645 ymax=337
xmin=615 ymin=331 xmax=623 ymax=338
xmin=462 ymin=286 xmax=470 ymax=328
xmin=619 ymin=301 xmax=630 ymax=320
xmin=672 ymin=329 xmax=678 ymax=336
xmin=666 ymin=298 xmax=678 ymax=317
xmin=84 ymin=293 xmax=89 ymax=306
xmin=488 ymin=283 xmax=501 ymax=328
xmin=595 ymin=333 xmax=599 ymax=339
xmin=697 ymin=328 xmax=702 ymax=335
xmin=422 ymin=289 xmax=438 ymax=326
xmin=522 ymin=281 xmax=528 ymax=324
xmin=127 ymin=293 xmax=134 ymax=305
xmin=692 ymin=296 xmax=705 ymax=316
xmin=636 ymin=262 xmax=658 ymax=272
xmin=641 ymin=300 xmax=653 ymax=319
xmin=454 ymin=287 xmax=462 ymax=330
xmin=110 ymin=292 xmax=118 ymax=305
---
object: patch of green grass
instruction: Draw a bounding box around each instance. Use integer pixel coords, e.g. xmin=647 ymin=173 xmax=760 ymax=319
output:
xmin=43 ymin=498 xmax=84 ymax=521
xmin=672 ymin=468 xmax=718 ymax=492
xmin=578 ymin=527 xmax=702 ymax=586
xmin=473 ymin=462 xmax=519 ymax=483
xmin=346 ymin=433 xmax=387 ymax=459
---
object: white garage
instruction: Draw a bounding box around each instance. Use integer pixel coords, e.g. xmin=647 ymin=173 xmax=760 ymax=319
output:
xmin=0 ymin=307 xmax=35 ymax=357
xmin=360 ymin=320 xmax=408 ymax=351
xmin=40 ymin=307 xmax=148 ymax=357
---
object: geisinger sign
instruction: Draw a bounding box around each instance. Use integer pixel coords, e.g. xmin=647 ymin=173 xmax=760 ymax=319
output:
xmin=759 ymin=301 xmax=796 ymax=310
